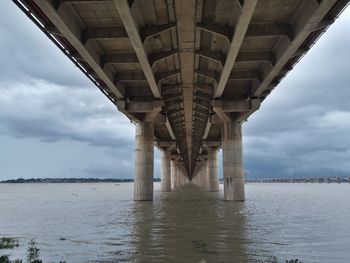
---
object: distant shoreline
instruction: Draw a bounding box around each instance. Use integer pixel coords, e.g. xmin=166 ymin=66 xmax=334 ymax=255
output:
xmin=0 ymin=178 xmax=158 ymax=183
xmin=246 ymin=177 xmax=350 ymax=183
xmin=1 ymin=177 xmax=349 ymax=184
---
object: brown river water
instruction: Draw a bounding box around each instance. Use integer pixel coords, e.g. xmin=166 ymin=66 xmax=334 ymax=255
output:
xmin=0 ymin=182 xmax=349 ymax=262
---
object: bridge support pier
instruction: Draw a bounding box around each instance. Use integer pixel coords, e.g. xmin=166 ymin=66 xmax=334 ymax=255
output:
xmin=170 ymin=159 xmax=177 ymax=191
xmin=222 ymin=121 xmax=245 ymax=201
xmin=207 ymin=148 xmax=219 ymax=192
xmin=202 ymin=159 xmax=211 ymax=191
xmin=178 ymin=166 xmax=189 ymax=187
xmin=192 ymin=160 xmax=211 ymax=191
xmin=134 ymin=121 xmax=154 ymax=201
xmin=160 ymin=149 xmax=171 ymax=191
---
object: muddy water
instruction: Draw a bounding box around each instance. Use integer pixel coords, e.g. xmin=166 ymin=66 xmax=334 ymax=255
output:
xmin=0 ymin=182 xmax=349 ymax=262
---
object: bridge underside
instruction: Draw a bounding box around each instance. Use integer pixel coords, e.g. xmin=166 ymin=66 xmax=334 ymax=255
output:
xmin=15 ymin=0 xmax=348 ymax=200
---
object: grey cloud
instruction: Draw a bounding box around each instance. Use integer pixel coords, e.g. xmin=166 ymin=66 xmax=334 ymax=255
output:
xmin=243 ymin=9 xmax=350 ymax=179
xmin=0 ymin=79 xmax=134 ymax=148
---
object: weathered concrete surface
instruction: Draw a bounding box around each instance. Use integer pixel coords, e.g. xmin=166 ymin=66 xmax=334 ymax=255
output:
xmin=171 ymin=159 xmax=177 ymax=191
xmin=134 ymin=121 xmax=154 ymax=201
xmin=160 ymin=149 xmax=171 ymax=192
xmin=192 ymin=160 xmax=211 ymax=191
xmin=207 ymin=148 xmax=220 ymax=192
xmin=222 ymin=121 xmax=244 ymax=201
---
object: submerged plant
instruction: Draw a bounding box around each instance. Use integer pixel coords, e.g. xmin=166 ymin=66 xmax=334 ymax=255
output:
xmin=0 ymin=238 xmax=19 ymax=250
xmin=265 ymin=257 xmax=302 ymax=263
xmin=26 ymin=240 xmax=41 ymax=263
xmin=0 ymin=255 xmax=22 ymax=263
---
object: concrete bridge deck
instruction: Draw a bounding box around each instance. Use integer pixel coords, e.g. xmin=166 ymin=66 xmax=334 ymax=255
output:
xmin=13 ymin=0 xmax=349 ymax=200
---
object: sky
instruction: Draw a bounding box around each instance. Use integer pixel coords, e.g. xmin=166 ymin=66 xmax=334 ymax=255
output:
xmin=0 ymin=2 xmax=349 ymax=180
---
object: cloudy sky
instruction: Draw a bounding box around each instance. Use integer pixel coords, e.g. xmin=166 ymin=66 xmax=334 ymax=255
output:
xmin=0 ymin=2 xmax=349 ymax=180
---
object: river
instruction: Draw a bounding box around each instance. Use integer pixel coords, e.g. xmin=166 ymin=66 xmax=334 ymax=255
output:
xmin=0 ymin=183 xmax=349 ymax=262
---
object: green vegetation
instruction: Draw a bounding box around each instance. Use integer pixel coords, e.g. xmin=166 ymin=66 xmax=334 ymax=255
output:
xmin=0 ymin=238 xmax=66 ymax=263
xmin=266 ymin=257 xmax=303 ymax=263
xmin=26 ymin=240 xmax=41 ymax=263
xmin=0 ymin=255 xmax=22 ymax=263
xmin=0 ymin=238 xmax=18 ymax=250
xmin=1 ymin=236 xmax=302 ymax=262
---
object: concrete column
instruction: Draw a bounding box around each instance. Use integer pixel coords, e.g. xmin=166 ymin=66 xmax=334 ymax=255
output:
xmin=160 ymin=149 xmax=171 ymax=191
xmin=134 ymin=121 xmax=154 ymax=201
xmin=192 ymin=160 xmax=210 ymax=191
xmin=207 ymin=148 xmax=219 ymax=192
xmin=222 ymin=121 xmax=245 ymax=201
xmin=202 ymin=159 xmax=211 ymax=191
xmin=170 ymin=159 xmax=177 ymax=191
xmin=178 ymin=167 xmax=188 ymax=187
xmin=175 ymin=163 xmax=181 ymax=190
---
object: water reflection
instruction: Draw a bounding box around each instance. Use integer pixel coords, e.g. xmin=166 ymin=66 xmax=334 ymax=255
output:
xmin=129 ymin=184 xmax=251 ymax=263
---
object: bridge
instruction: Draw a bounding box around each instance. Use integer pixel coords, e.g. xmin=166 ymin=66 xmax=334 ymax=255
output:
xmin=14 ymin=0 xmax=348 ymax=201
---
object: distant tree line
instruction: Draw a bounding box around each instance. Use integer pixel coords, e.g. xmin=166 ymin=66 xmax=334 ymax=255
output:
xmin=0 ymin=178 xmax=161 ymax=183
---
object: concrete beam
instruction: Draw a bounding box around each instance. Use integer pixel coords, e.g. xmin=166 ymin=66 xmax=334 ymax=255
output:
xmin=157 ymin=141 xmax=176 ymax=148
xmin=149 ymin=49 xmax=178 ymax=67
xmin=101 ymin=53 xmax=138 ymax=67
xmin=196 ymin=50 xmax=225 ymax=66
xmin=213 ymin=106 xmax=230 ymax=123
xmin=311 ymin=19 xmax=335 ymax=32
xmin=165 ymin=118 xmax=176 ymax=140
xmin=195 ymin=69 xmax=219 ymax=83
xmin=155 ymin=70 xmax=180 ymax=83
xmin=140 ymin=23 xmax=176 ymax=43
xmin=228 ymin=70 xmax=261 ymax=81
xmin=202 ymin=120 xmax=212 ymax=139
xmin=59 ymin=0 xmax=135 ymax=6
xmin=58 ymin=0 xmax=109 ymax=3
xmin=194 ymin=85 xmax=214 ymax=94
xmin=116 ymin=100 xmax=162 ymax=113
xmin=292 ymin=47 xmax=310 ymax=58
xmin=237 ymin=98 xmax=261 ymax=122
xmin=53 ymin=0 xmax=111 ymax=9
xmin=213 ymin=100 xmax=252 ymax=112
xmin=113 ymin=0 xmax=161 ymax=98
xmin=210 ymin=113 xmax=223 ymax=125
xmin=115 ymin=71 xmax=145 ymax=82
xmin=236 ymin=51 xmax=275 ymax=64
xmin=202 ymin=140 xmax=221 ymax=148
xmin=196 ymin=23 xmax=233 ymax=42
xmin=44 ymin=25 xmax=62 ymax=36
xmin=246 ymin=23 xmax=294 ymax=40
xmin=214 ymin=0 xmax=258 ymax=98
xmin=82 ymin=26 xmax=128 ymax=44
